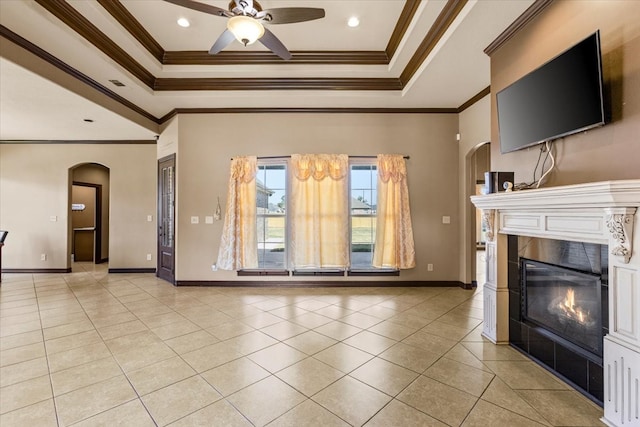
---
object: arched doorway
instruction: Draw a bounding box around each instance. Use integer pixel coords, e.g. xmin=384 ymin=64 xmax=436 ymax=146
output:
xmin=69 ymin=163 xmax=110 ymax=267
xmin=464 ymin=142 xmax=490 ymax=287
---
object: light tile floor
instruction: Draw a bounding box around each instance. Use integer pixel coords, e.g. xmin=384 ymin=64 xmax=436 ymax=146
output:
xmin=0 ymin=263 xmax=605 ymax=426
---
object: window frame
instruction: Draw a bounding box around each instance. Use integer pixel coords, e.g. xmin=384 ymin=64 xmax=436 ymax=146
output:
xmin=238 ymin=156 xmax=399 ymax=276
xmin=251 ymin=160 xmax=289 ymax=273
xmin=348 ymin=159 xmax=399 ymax=274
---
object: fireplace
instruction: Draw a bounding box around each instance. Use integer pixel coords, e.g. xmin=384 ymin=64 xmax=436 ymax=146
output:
xmin=470 ymin=180 xmax=640 ymax=427
xmin=509 ymin=237 xmax=608 ymax=403
xmin=522 ymin=259 xmax=603 ymax=357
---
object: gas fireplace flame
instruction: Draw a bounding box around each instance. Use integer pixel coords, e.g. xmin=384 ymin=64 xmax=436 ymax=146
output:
xmin=559 ymin=288 xmax=588 ymax=324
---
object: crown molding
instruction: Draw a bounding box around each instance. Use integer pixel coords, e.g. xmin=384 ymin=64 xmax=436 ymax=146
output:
xmin=0 ymin=140 xmax=157 ymax=144
xmin=33 ymin=0 xmax=155 ymax=88
xmin=153 ymin=77 xmax=403 ymax=91
xmin=96 ymin=0 xmax=164 ymax=62
xmin=2 ymin=20 xmax=484 ymax=127
xmin=386 ymin=0 xmax=423 ymax=60
xmin=4 ymin=0 xmax=489 ymax=127
xmin=159 ymin=106 xmax=458 ymax=123
xmin=0 ymin=24 xmax=158 ymax=124
xmin=32 ymin=0 xmax=464 ymax=92
xmin=100 ymin=0 xmax=420 ymax=66
xmin=484 ymin=0 xmax=553 ymax=56
xmin=401 ymin=0 xmax=468 ymax=85
xmin=162 ymin=50 xmax=390 ymax=65
xmin=457 ymin=86 xmax=490 ymax=113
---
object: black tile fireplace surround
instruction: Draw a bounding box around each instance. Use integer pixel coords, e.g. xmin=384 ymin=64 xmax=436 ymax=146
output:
xmin=508 ymin=235 xmax=609 ymax=404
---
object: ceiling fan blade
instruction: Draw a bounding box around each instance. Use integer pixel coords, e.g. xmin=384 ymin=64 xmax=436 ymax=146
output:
xmin=163 ymin=0 xmax=231 ymax=18
xmin=258 ymin=7 xmax=325 ymax=24
xmin=209 ymin=29 xmax=236 ymax=54
xmin=259 ymin=28 xmax=292 ymax=60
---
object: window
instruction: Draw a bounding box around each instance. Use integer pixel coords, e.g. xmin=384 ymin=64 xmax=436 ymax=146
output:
xmin=253 ymin=160 xmax=380 ymax=272
xmin=255 ymin=163 xmax=287 ymax=269
xmin=237 ymin=157 xmax=407 ymax=274
xmin=350 ymin=163 xmax=377 ymax=269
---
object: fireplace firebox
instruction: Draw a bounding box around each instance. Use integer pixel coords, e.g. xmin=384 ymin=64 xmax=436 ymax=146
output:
xmin=521 ymin=259 xmax=602 ymax=357
xmin=508 ymin=236 xmax=608 ymax=404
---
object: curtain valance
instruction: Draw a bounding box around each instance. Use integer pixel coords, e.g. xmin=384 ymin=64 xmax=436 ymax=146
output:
xmin=291 ymin=154 xmax=348 ymax=181
xmin=377 ymin=154 xmax=407 ymax=183
xmin=230 ymin=156 xmax=258 ymax=183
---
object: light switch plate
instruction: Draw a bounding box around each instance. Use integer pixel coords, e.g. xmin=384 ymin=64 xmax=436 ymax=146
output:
xmin=191 ymin=216 xmax=199 ymax=224
xmin=147 ymin=215 xmax=153 ymax=222
xmin=442 ymin=216 xmax=451 ymax=224
xmin=205 ymin=216 xmax=214 ymax=224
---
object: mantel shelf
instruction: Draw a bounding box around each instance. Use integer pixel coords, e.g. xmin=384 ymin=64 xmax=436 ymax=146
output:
xmin=471 ymin=180 xmax=640 ymax=211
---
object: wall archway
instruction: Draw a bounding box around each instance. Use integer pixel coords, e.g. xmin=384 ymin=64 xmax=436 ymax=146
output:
xmin=463 ymin=141 xmax=490 ymax=287
xmin=68 ymin=163 xmax=110 ymax=267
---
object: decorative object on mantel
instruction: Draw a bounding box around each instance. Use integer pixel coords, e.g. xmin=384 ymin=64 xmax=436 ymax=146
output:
xmin=605 ymin=208 xmax=635 ymax=264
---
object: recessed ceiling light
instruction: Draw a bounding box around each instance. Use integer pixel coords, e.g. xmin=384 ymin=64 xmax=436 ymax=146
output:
xmin=347 ymin=17 xmax=360 ymax=28
xmin=177 ymin=17 xmax=190 ymax=28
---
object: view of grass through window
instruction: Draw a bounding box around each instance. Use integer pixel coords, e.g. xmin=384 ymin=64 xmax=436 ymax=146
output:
xmin=350 ymin=164 xmax=377 ymax=268
xmin=256 ymin=164 xmax=286 ymax=269
xmin=255 ymin=162 xmax=379 ymax=270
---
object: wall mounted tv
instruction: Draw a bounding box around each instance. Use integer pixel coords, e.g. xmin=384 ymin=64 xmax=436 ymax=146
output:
xmin=497 ymin=31 xmax=605 ymax=154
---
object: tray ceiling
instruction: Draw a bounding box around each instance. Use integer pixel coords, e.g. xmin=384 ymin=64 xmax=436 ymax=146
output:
xmin=0 ymin=0 xmax=537 ymax=140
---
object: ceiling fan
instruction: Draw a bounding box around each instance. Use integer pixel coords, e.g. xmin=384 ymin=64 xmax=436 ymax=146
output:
xmin=163 ymin=0 xmax=325 ymax=60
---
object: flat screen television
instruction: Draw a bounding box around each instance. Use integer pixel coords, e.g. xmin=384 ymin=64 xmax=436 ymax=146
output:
xmin=497 ymin=31 xmax=605 ymax=154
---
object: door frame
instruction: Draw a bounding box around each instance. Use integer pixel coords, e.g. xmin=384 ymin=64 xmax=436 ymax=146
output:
xmin=72 ymin=181 xmax=102 ymax=263
xmin=157 ymin=154 xmax=176 ymax=284
xmin=464 ymin=141 xmax=490 ymax=287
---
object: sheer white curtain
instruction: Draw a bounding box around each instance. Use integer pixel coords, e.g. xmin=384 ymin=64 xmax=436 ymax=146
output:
xmin=373 ymin=154 xmax=416 ymax=269
xmin=290 ymin=154 xmax=349 ymax=269
xmin=217 ymin=156 xmax=258 ymax=270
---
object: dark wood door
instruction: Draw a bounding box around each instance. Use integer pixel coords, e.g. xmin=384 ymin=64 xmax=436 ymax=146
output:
xmin=157 ymin=155 xmax=176 ymax=284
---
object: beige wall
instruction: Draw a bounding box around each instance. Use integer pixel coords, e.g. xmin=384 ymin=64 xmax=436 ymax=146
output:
xmin=0 ymin=143 xmax=156 ymax=269
xmin=458 ymin=95 xmax=491 ymax=284
xmin=173 ymin=113 xmax=460 ymax=282
xmin=490 ymin=0 xmax=640 ymax=185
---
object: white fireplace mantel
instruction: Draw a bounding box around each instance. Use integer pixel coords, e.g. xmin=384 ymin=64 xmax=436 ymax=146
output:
xmin=471 ymin=180 xmax=640 ymax=427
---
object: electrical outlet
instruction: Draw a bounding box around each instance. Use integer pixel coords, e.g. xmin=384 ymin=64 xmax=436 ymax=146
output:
xmin=41 ymin=253 xmax=47 ymax=261
xmin=191 ymin=216 xmax=199 ymax=224
xmin=442 ymin=216 xmax=451 ymax=224
xmin=146 ymin=254 xmax=152 ymax=261
xmin=147 ymin=215 xmax=153 ymax=222
xmin=427 ymin=263 xmax=433 ymax=271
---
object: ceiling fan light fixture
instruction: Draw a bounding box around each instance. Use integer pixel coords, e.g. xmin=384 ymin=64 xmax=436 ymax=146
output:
xmin=227 ymin=15 xmax=264 ymax=46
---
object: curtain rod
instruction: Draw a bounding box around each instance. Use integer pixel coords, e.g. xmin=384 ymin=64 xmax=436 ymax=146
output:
xmin=231 ymin=155 xmax=410 ymax=160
